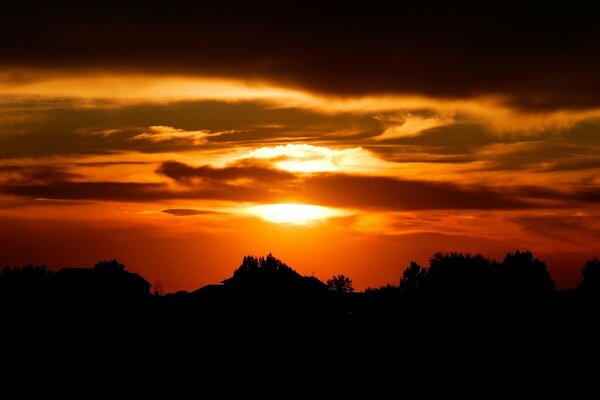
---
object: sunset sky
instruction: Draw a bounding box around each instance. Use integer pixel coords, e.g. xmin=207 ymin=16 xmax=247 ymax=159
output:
xmin=1 ymin=2 xmax=599 ymax=291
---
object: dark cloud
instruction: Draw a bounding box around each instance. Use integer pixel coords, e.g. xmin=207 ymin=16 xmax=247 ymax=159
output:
xmin=542 ymin=158 xmax=600 ymax=173
xmin=372 ymin=124 xmax=501 ymax=162
xmin=481 ymin=139 xmax=600 ymax=172
xmin=382 ymin=124 xmax=497 ymax=148
xmin=2 ymin=181 xmax=171 ymax=202
xmin=0 ymin=165 xmax=82 ymax=183
xmin=510 ymin=214 xmax=600 ymax=243
xmin=4 ymin=160 xmax=598 ymax=210
xmin=0 ymin=180 xmax=276 ymax=203
xmin=0 ymin=99 xmax=380 ymax=158
xmin=572 ymin=187 xmax=600 ymax=203
xmin=162 ymin=209 xmax=222 ymax=217
xmin=158 ymin=161 xmax=545 ymax=210
xmin=72 ymin=161 xmax=153 ymax=167
xmin=2 ymin=2 xmax=600 ymax=110
xmin=297 ymin=174 xmax=531 ymax=210
xmin=156 ymin=160 xmax=296 ymax=184
xmin=366 ymin=146 xmax=478 ymax=164
xmin=369 ymin=118 xmax=600 ymax=168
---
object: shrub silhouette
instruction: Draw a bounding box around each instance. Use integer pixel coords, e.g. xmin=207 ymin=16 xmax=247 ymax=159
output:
xmin=579 ymin=258 xmax=600 ymax=293
xmin=399 ymin=261 xmax=426 ymax=293
xmin=94 ymin=259 xmax=126 ymax=272
xmin=496 ymin=251 xmax=554 ymax=296
xmin=422 ymin=252 xmax=493 ymax=295
xmin=223 ymin=253 xmax=325 ymax=293
xmin=0 ymin=264 xmax=53 ymax=298
xmin=326 ymin=274 xmax=354 ymax=293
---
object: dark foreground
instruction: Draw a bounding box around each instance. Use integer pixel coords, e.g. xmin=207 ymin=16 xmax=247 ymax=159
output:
xmin=2 ymin=253 xmax=600 ymax=392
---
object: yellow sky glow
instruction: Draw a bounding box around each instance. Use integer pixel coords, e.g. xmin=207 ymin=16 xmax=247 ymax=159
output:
xmin=246 ymin=203 xmax=348 ymax=225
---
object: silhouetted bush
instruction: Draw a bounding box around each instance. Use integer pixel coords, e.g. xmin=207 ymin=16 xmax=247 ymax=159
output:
xmin=422 ymin=252 xmax=493 ymax=296
xmin=327 ymin=274 xmax=354 ymax=293
xmin=0 ymin=264 xmax=53 ymax=298
xmin=224 ymin=253 xmax=327 ymax=294
xmin=579 ymin=258 xmax=600 ymax=293
xmin=94 ymin=259 xmax=126 ymax=272
xmin=496 ymin=251 xmax=554 ymax=296
xmin=399 ymin=261 xmax=426 ymax=293
xmin=365 ymin=284 xmax=398 ymax=294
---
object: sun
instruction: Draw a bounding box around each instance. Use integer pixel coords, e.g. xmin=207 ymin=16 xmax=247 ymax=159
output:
xmin=247 ymin=203 xmax=344 ymax=225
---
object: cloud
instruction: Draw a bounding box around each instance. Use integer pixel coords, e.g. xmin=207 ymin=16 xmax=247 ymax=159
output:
xmin=2 ymin=181 xmax=171 ymax=202
xmin=3 ymin=159 xmax=598 ymax=211
xmin=297 ymin=174 xmax=531 ymax=211
xmin=510 ymin=213 xmax=600 ymax=244
xmin=72 ymin=161 xmax=153 ymax=167
xmin=374 ymin=113 xmax=454 ymax=140
xmin=0 ymin=98 xmax=382 ymax=158
xmin=162 ymin=208 xmax=222 ymax=217
xmin=156 ymin=160 xmax=296 ymax=184
xmin=131 ymin=125 xmax=233 ymax=144
xmin=154 ymin=161 xmax=549 ymax=210
xmin=0 ymin=165 xmax=82 ymax=183
xmin=131 ymin=126 xmax=209 ymax=144
xmin=238 ymin=144 xmax=388 ymax=173
xmin=477 ymin=138 xmax=600 ymax=173
xmin=2 ymin=3 xmax=600 ymax=110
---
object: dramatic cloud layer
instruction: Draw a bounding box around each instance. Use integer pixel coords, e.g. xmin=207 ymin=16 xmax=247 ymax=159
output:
xmin=3 ymin=159 xmax=598 ymax=212
xmin=3 ymin=2 xmax=600 ymax=110
xmin=1 ymin=2 xmax=599 ymax=291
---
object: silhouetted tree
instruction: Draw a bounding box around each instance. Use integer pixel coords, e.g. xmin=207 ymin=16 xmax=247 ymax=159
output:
xmin=497 ymin=251 xmax=554 ymax=296
xmin=423 ymin=252 xmax=493 ymax=295
xmin=399 ymin=261 xmax=426 ymax=293
xmin=223 ymin=253 xmax=326 ymax=294
xmin=327 ymin=274 xmax=354 ymax=293
xmin=153 ymin=281 xmax=164 ymax=296
xmin=579 ymin=258 xmax=600 ymax=292
xmin=0 ymin=264 xmax=53 ymax=298
xmin=94 ymin=259 xmax=125 ymax=272
xmin=365 ymin=284 xmax=398 ymax=294
xmin=230 ymin=253 xmax=298 ymax=283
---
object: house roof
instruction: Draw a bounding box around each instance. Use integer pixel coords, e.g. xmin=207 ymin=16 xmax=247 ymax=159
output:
xmin=55 ymin=267 xmax=151 ymax=288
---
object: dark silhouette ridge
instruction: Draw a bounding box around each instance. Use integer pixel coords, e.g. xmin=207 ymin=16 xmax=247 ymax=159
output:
xmin=2 ymin=251 xmax=599 ymax=389
xmin=222 ymin=253 xmax=326 ymax=293
xmin=580 ymin=258 xmax=600 ymax=293
xmin=53 ymin=259 xmax=151 ymax=303
xmin=0 ymin=264 xmax=53 ymax=300
xmin=1 ymin=250 xmax=597 ymax=308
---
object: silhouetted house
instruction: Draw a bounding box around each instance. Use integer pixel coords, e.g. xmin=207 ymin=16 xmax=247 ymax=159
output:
xmin=54 ymin=266 xmax=151 ymax=302
xmin=191 ymin=284 xmax=228 ymax=297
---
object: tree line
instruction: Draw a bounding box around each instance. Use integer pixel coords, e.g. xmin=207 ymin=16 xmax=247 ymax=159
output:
xmin=2 ymin=250 xmax=598 ymax=300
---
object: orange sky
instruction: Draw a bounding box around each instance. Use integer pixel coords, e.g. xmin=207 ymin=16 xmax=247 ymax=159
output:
xmin=1 ymin=3 xmax=600 ymax=291
xmin=1 ymin=72 xmax=599 ymax=291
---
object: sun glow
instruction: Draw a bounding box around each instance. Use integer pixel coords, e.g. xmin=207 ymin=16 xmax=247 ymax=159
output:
xmin=247 ymin=203 xmax=345 ymax=225
xmin=240 ymin=144 xmax=388 ymax=173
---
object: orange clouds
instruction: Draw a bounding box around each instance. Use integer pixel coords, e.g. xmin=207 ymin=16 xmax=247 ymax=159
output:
xmin=238 ymin=144 xmax=390 ymax=173
xmin=131 ymin=126 xmax=214 ymax=144
xmin=1 ymin=74 xmax=599 ymax=292
xmin=4 ymin=69 xmax=600 ymax=135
